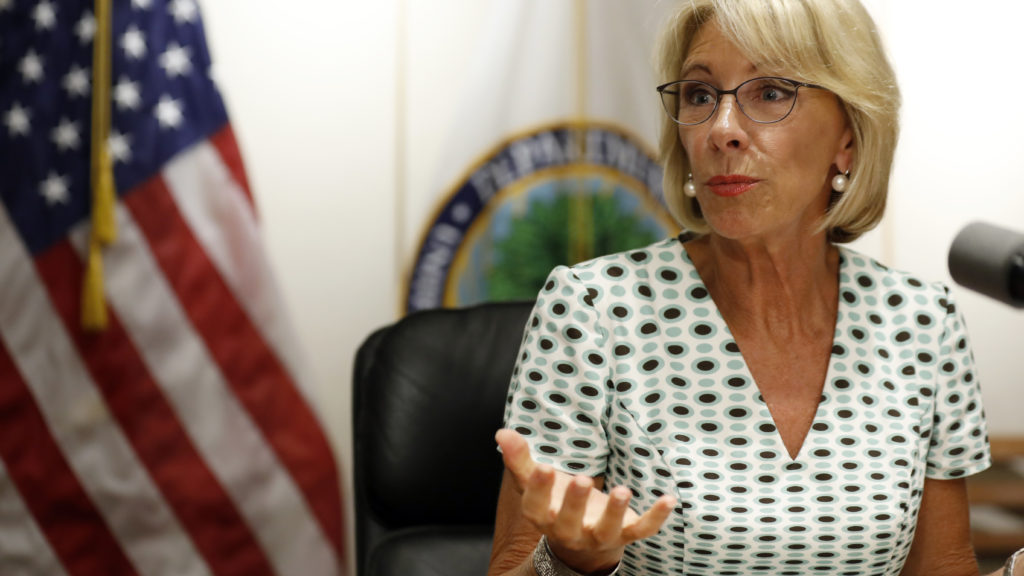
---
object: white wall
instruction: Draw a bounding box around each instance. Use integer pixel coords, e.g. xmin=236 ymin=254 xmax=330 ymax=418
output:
xmin=203 ymin=2 xmax=399 ymax=574
xmin=879 ymin=1 xmax=1024 ymax=432
xmin=202 ymin=1 xmax=1024 ymax=572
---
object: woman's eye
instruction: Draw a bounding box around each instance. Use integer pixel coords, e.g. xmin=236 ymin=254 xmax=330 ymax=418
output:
xmin=757 ymin=83 xmax=795 ymax=102
xmin=685 ymin=89 xmax=715 ymax=106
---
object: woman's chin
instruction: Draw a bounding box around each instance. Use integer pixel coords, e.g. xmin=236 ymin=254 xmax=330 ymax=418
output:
xmin=701 ymin=214 xmax=770 ymax=242
xmin=701 ymin=206 xmax=824 ymax=245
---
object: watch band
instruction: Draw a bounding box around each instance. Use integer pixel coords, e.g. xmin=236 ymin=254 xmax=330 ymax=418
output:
xmin=532 ymin=536 xmax=621 ymax=576
xmin=1005 ymin=548 xmax=1024 ymax=576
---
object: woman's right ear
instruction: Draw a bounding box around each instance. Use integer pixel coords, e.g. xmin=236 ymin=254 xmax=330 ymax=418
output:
xmin=832 ymin=126 xmax=854 ymax=174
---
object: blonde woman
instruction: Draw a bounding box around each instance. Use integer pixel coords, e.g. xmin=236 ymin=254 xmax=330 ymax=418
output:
xmin=489 ymin=1 xmax=1021 ymax=575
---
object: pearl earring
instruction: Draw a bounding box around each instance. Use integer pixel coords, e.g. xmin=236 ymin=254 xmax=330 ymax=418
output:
xmin=684 ymin=173 xmax=697 ymax=198
xmin=832 ymin=171 xmax=850 ymax=193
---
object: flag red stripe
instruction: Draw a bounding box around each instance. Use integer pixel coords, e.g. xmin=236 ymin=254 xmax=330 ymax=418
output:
xmin=34 ymin=240 xmax=277 ymax=576
xmin=209 ymin=125 xmax=256 ymax=215
xmin=0 ymin=340 xmax=138 ymax=576
xmin=125 ymin=175 xmax=344 ymax=558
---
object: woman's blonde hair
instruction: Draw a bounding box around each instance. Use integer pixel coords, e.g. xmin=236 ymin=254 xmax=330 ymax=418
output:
xmin=657 ymin=0 xmax=900 ymax=243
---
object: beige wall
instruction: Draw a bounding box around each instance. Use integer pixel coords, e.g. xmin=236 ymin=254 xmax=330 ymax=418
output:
xmin=202 ymin=2 xmax=1024 ymax=573
xmin=204 ymin=4 xmax=398 ymax=573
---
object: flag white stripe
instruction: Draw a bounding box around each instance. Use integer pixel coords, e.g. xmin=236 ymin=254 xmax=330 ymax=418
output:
xmin=68 ymin=200 xmax=339 ymax=575
xmin=161 ymin=142 xmax=316 ymax=405
xmin=0 ymin=204 xmax=212 ymax=576
xmin=0 ymin=459 xmax=68 ymax=576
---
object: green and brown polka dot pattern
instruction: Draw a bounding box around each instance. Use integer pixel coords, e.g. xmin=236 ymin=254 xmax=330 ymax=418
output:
xmin=504 ymin=237 xmax=991 ymax=576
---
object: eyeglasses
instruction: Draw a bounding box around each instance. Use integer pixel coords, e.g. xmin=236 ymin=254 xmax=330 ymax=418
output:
xmin=656 ymin=76 xmax=825 ymax=125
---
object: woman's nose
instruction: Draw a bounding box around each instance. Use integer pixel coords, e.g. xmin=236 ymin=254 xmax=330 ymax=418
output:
xmin=708 ymin=95 xmax=750 ymax=150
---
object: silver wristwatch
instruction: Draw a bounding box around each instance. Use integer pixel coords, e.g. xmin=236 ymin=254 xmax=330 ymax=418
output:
xmin=1005 ymin=548 xmax=1024 ymax=576
xmin=532 ymin=535 xmax=621 ymax=576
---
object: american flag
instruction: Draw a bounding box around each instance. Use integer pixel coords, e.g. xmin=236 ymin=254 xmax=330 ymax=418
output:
xmin=0 ymin=1 xmax=345 ymax=575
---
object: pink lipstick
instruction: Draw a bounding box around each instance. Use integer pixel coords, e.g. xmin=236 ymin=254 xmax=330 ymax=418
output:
xmin=706 ymin=174 xmax=759 ymax=197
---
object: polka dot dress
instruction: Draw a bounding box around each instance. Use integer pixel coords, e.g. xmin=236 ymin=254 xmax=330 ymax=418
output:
xmin=503 ymin=237 xmax=991 ymax=576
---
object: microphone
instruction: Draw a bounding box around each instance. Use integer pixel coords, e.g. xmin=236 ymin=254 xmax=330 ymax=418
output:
xmin=948 ymin=221 xmax=1024 ymax=308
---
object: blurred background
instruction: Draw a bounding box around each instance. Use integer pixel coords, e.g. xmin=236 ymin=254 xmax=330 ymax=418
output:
xmin=199 ymin=1 xmax=1024 ymax=573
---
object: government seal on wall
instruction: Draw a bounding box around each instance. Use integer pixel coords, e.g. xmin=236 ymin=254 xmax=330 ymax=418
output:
xmin=405 ymin=122 xmax=678 ymax=313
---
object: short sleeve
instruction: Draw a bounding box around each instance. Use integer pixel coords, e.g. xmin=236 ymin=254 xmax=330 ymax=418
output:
xmin=925 ymin=288 xmax=992 ymax=479
xmin=502 ymin=265 xmax=612 ymax=477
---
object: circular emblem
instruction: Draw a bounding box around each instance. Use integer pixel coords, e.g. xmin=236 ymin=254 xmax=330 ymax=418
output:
xmin=405 ymin=122 xmax=677 ymax=313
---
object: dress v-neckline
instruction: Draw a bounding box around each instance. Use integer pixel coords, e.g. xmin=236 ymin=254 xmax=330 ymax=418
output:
xmin=679 ymin=241 xmax=847 ymax=462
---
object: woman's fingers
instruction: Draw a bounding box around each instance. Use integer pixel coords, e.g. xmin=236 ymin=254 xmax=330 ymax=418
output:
xmin=495 ymin=429 xmax=536 ymax=487
xmin=621 ymin=495 xmax=677 ymax=542
xmin=521 ymin=464 xmax=556 ymax=525
xmin=498 ymin=427 xmax=677 ymax=552
xmin=550 ymin=475 xmax=593 ymax=545
xmin=591 ymin=486 xmax=630 ymax=544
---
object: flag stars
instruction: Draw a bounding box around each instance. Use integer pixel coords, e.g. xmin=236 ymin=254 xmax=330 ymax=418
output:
xmin=154 ymin=95 xmax=184 ymax=129
xmin=51 ymin=118 xmax=81 ymax=151
xmin=114 ymin=77 xmax=142 ymax=111
xmin=159 ymin=42 xmax=192 ymax=78
xmin=131 ymin=0 xmax=152 ymax=9
xmin=121 ymin=25 xmax=147 ymax=60
xmin=4 ymin=103 xmax=31 ymax=137
xmin=108 ymin=130 xmax=132 ymax=164
xmin=32 ymin=0 xmax=57 ymax=31
xmin=75 ymin=12 xmax=97 ymax=44
xmin=19 ymin=50 xmax=44 ymax=84
xmin=40 ymin=172 xmax=70 ymax=206
xmin=63 ymin=65 xmax=91 ymax=98
xmin=169 ymin=0 xmax=198 ymax=24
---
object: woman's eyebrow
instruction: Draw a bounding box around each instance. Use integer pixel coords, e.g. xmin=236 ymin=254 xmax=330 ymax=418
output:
xmin=679 ymin=61 xmax=761 ymax=80
xmin=679 ymin=62 xmax=711 ymax=78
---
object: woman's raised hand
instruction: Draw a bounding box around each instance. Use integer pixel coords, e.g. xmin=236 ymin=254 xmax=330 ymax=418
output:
xmin=494 ymin=428 xmax=677 ymax=574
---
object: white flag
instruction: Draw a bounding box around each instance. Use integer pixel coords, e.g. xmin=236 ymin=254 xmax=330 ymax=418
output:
xmin=404 ymin=0 xmax=679 ymax=313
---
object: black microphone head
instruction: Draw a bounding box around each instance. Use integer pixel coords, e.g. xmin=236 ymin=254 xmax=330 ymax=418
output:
xmin=948 ymin=221 xmax=1024 ymax=308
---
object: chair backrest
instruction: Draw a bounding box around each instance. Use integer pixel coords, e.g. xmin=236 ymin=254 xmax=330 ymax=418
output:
xmin=353 ymin=301 xmax=534 ymax=576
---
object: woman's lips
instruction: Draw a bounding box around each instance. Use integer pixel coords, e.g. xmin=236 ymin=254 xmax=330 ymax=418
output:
xmin=705 ymin=175 xmax=759 ymax=197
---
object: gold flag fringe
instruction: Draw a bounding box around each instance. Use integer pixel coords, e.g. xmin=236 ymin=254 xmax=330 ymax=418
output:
xmin=83 ymin=0 xmax=116 ymax=331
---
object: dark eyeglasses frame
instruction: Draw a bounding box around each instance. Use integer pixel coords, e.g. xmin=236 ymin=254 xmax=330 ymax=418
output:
xmin=655 ymin=76 xmax=826 ymax=126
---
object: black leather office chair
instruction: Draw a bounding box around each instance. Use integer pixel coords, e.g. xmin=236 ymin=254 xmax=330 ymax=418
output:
xmin=353 ymin=301 xmax=534 ymax=576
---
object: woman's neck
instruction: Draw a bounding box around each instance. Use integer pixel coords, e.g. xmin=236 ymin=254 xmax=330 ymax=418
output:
xmin=684 ymin=232 xmax=840 ymax=340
